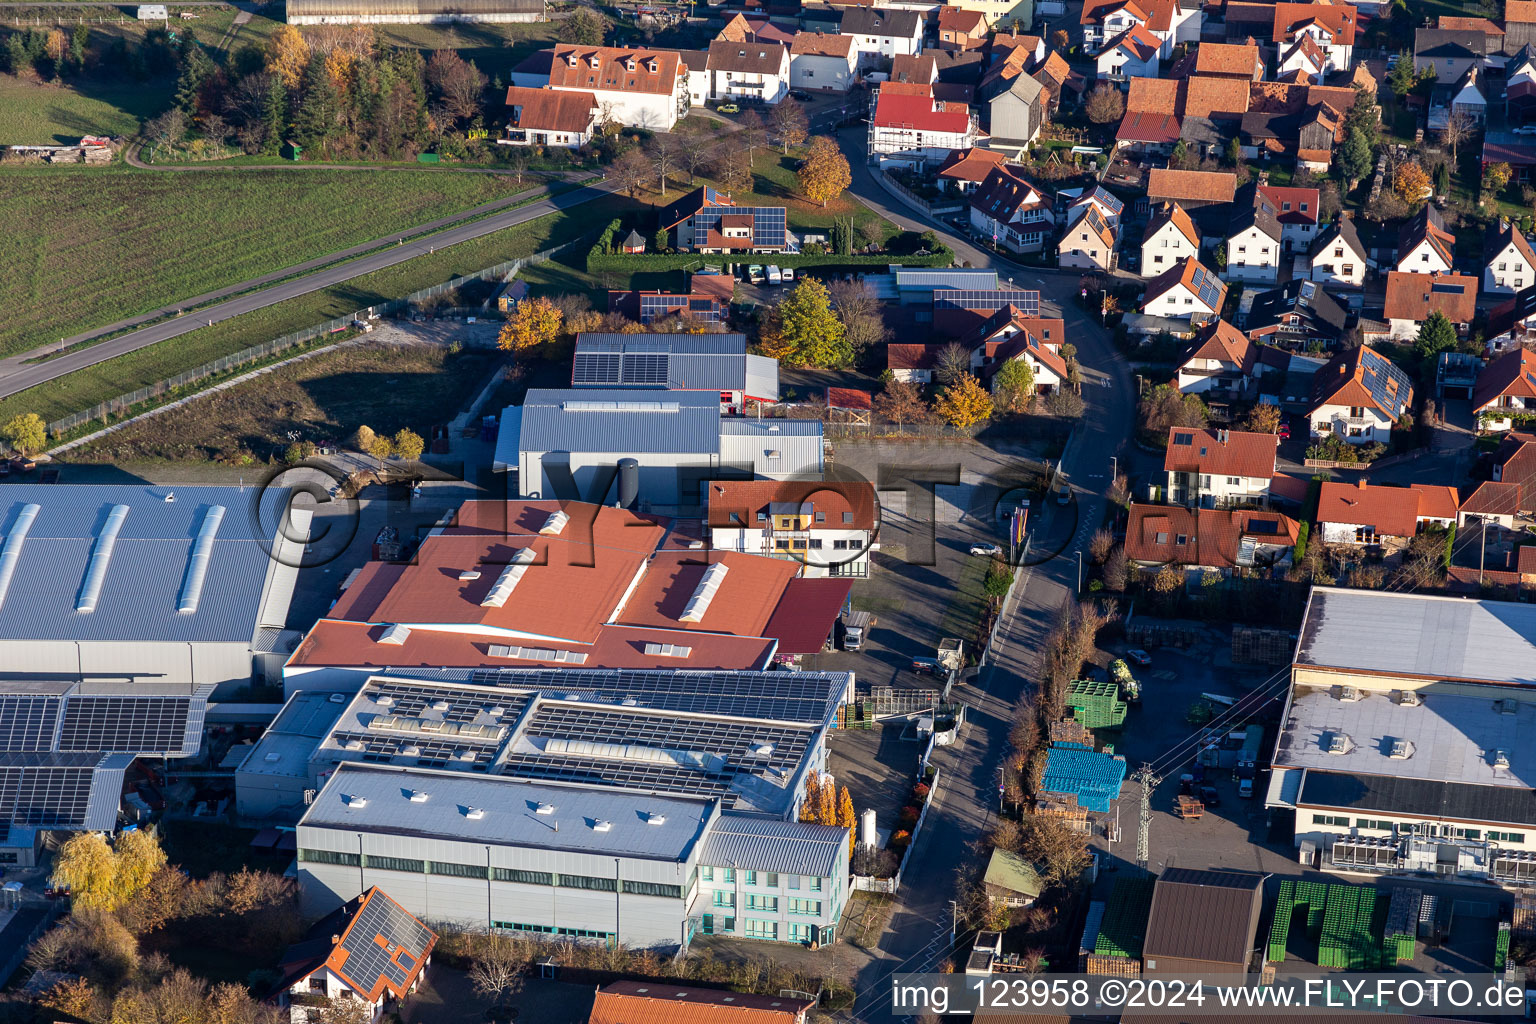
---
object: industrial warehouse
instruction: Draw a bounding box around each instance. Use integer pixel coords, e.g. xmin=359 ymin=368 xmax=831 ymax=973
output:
xmin=285 ymin=0 xmax=545 ymax=25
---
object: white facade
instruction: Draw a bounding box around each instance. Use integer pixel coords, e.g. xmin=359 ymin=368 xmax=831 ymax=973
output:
xmin=1143 ymin=282 xmax=1220 ymax=321
xmin=1095 ymin=37 xmax=1159 ymax=80
xmin=1479 ymin=395 xmax=1534 ymax=432
xmin=1141 ymin=220 xmax=1197 ymax=278
xmin=1281 ymin=24 xmax=1351 ymax=74
xmin=848 ymin=26 xmax=921 ymax=64
xmin=1083 ymin=5 xmax=1143 ymax=53
xmin=1397 ymin=237 xmax=1453 ymax=275
xmin=710 ymin=51 xmax=790 ymax=104
xmin=1277 ymin=42 xmax=1325 ymax=80
xmin=1176 ymin=356 xmax=1252 ymax=394
xmin=1224 ymin=224 xmax=1281 ymax=283
xmin=790 ymin=51 xmax=857 ymax=92
xmin=868 ymin=119 xmax=980 ymax=168
xmin=1310 ymin=402 xmax=1395 ymax=443
xmin=710 ymin=524 xmax=873 ymax=578
xmin=1165 ymin=470 xmax=1270 ymax=506
xmin=1485 ymin=237 xmax=1534 ymax=295
xmin=1310 ymin=238 xmax=1367 ymax=288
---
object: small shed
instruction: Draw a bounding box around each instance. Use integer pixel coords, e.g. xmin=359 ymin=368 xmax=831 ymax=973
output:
xmin=826 ymin=387 xmax=872 ymax=425
xmin=136 ymin=4 xmax=167 ymax=18
xmin=983 ymin=848 xmax=1043 ymax=908
xmin=621 ymin=228 xmax=647 ymax=254
xmin=281 ymin=140 xmax=303 ymax=161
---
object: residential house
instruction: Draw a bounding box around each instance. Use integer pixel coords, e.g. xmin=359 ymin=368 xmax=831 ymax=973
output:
xmin=1164 ymin=426 xmax=1279 ymax=507
xmin=1430 ymin=63 xmax=1487 ymax=130
xmin=1097 ymin=23 xmax=1162 ymax=82
xmin=1484 ymin=221 xmax=1536 ymax=295
xmin=1273 ymin=2 xmax=1358 ymax=74
xmin=789 ymin=33 xmax=857 ymax=92
xmin=1474 ymin=346 xmax=1536 ymax=431
xmin=1396 ymin=204 xmax=1456 ymax=275
xmin=1316 ymin=480 xmax=1422 ymax=548
xmin=936 ymin=147 xmax=1010 ymax=192
xmin=1146 ymin=167 xmax=1238 ymax=209
xmin=1224 ymin=182 xmax=1284 ymax=284
xmin=658 ymin=187 xmax=795 ymax=253
xmin=1058 ymin=205 xmax=1117 ymax=270
xmin=1382 ymin=271 xmax=1479 ymax=341
xmin=1485 ymin=285 xmax=1536 ymax=353
xmin=987 ymin=72 xmax=1047 ymax=148
xmin=938 ymin=7 xmax=989 ymax=50
xmin=707 ymin=480 xmax=878 ymax=578
xmin=1309 ymin=216 xmax=1368 ymax=288
xmin=868 ymin=83 xmax=980 ymax=168
xmin=1142 ymin=256 xmax=1229 ymax=321
xmin=1124 ymin=504 xmax=1299 ymax=572
xmin=1172 ymin=317 xmax=1273 ymax=394
xmin=983 ymin=850 xmax=1044 ymax=908
xmin=1194 ymin=41 xmax=1263 ymax=79
xmin=889 ymin=53 xmax=937 ymax=86
xmin=839 ymin=7 xmax=923 ymax=68
xmin=705 ymin=40 xmax=790 ymax=104
xmin=546 ymin=45 xmax=688 ymax=131
xmin=590 ymin=982 xmax=815 ymax=1024
xmin=1117 ymin=77 xmax=1181 ymax=154
xmin=969 ymin=165 xmax=1054 ymax=253
xmin=1492 ymin=431 xmax=1536 ymax=505
xmin=1309 ymin=344 xmax=1414 ymax=443
xmin=1141 ymin=202 xmax=1201 ymax=278
xmin=1245 ymin=278 xmax=1347 ymax=348
xmin=1507 ymin=44 xmax=1536 ymax=123
xmin=1081 ymin=0 xmax=1151 ymax=54
xmin=887 ymin=344 xmax=939 ymax=382
xmin=606 ymin=289 xmax=728 ymax=326
xmin=715 ymin=14 xmax=795 ymax=45
xmin=944 ymin=0 xmax=1033 ymax=33
xmin=1259 ymin=185 xmax=1321 ymax=254
xmin=1183 ymin=74 xmax=1251 ymax=122
xmin=678 ymin=48 xmax=709 ymax=107
xmin=1458 ymin=480 xmax=1523 ymax=530
xmin=1083 ymin=0 xmax=1199 ymax=58
xmin=1438 ymin=15 xmax=1505 ymax=53
xmin=1276 ymin=35 xmax=1327 ymax=80
xmin=1414 ymin=28 xmax=1486 ymax=82
xmin=500 ymin=86 xmax=598 ymax=148
xmin=1066 ymin=185 xmax=1125 ymax=231
xmin=967 ymin=310 xmax=1071 ymax=392
xmin=279 ymin=888 xmax=435 ymax=1023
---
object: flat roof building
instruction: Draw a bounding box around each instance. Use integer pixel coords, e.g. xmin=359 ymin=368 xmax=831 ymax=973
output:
xmin=287 ymin=0 xmax=544 ymax=24
xmin=571 ymin=333 xmax=779 ymax=410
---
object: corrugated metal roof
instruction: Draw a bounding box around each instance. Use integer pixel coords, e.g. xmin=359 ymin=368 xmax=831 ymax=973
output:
xmin=0 ymin=485 xmax=298 ymax=644
xmin=517 ymin=389 xmax=721 ymax=454
xmin=744 ymin=354 xmax=779 ymax=401
xmin=302 ymin=762 xmax=717 ymax=861
xmin=718 ymin=420 xmax=823 ymax=477
xmin=289 ymin=0 xmax=541 ymax=14
xmin=698 ymin=815 xmax=846 ymax=876
xmin=1296 ymin=587 xmax=1536 ymax=686
xmin=1143 ymin=868 xmax=1263 ymax=966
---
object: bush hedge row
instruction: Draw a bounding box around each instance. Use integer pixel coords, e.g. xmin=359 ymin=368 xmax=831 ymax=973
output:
xmin=586 ymin=220 xmax=955 ymax=273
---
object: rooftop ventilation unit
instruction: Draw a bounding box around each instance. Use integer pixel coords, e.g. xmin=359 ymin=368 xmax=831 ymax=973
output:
xmin=643 ymin=642 xmax=694 ymax=658
xmin=535 ymin=802 xmax=556 ymax=814
xmin=481 ymin=548 xmax=539 ymax=608
xmin=377 ymin=624 xmax=411 ymax=646
xmin=485 ymin=705 xmax=506 ymax=717
xmin=76 ymin=504 xmax=129 ymax=613
xmin=540 ymin=510 xmax=570 ymax=536
xmin=177 ymin=504 xmax=225 ymax=614
xmin=408 ymin=790 xmax=429 ymax=803
xmin=592 ymin=819 xmax=613 ymax=832
xmin=431 ymin=700 xmax=451 ymax=712
xmin=487 ymin=644 xmax=589 ymax=664
xmin=647 ymin=813 xmax=666 ymax=826
xmin=679 ymin=562 xmax=730 ymax=623
xmin=458 ymin=570 xmax=482 ymax=581
xmin=344 ymin=795 xmax=368 ymax=808
xmin=0 ymin=502 xmax=39 ymax=613
xmin=374 ymin=695 xmax=395 ymax=707
xmin=1388 ymin=739 xmax=1412 ymax=759
xmin=1393 ymin=690 xmax=1422 ymax=707
xmin=264 ymin=752 xmax=281 ymax=763
xmin=343 ymin=739 xmax=365 ymax=751
xmin=750 ymin=743 xmax=775 ymax=758
xmin=330 ymin=693 xmax=348 ymax=704
xmin=1326 ymin=732 xmax=1349 ymax=754
xmin=1495 ymin=749 xmax=1511 ymax=769
xmin=1336 ymin=686 xmax=1360 ymax=702
xmin=464 ymin=807 xmax=485 ymax=820
xmin=1498 ymin=698 xmax=1519 ymax=715
xmin=401 ymin=745 xmax=421 ymax=757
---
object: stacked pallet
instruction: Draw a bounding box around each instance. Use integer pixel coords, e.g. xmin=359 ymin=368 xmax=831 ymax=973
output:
xmin=1513 ymin=894 xmax=1536 ymax=938
xmin=1496 ymin=919 xmax=1513 ymax=972
xmin=1067 ymin=679 xmax=1128 ymax=730
xmin=1383 ymin=888 xmax=1420 ymax=964
xmin=835 ymin=702 xmax=872 ymax=729
xmin=1231 ymin=626 xmax=1296 ymax=665
xmin=1267 ymin=879 xmax=1296 ymax=962
xmin=1296 ymin=879 xmax=1329 ymax=938
xmin=1050 ymin=718 xmax=1094 ymax=748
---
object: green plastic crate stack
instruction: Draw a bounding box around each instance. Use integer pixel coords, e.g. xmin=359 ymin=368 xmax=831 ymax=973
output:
xmin=1067 ymin=679 xmax=1128 ymax=730
xmin=1496 ymin=921 xmax=1512 ymax=972
xmin=1353 ymin=886 xmax=1379 ymax=970
xmin=1384 ymin=888 xmax=1419 ymax=965
xmin=1297 ymin=880 xmax=1328 ymax=937
xmin=1268 ymin=880 xmax=1296 ymax=962
xmin=1319 ymin=885 xmax=1361 ymax=969
xmin=1095 ymin=876 xmax=1157 ymax=960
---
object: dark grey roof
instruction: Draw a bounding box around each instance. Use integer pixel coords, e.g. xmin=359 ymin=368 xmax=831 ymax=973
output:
xmin=1144 ymin=868 xmax=1264 ymax=966
xmin=838 ymin=6 xmax=920 ymax=37
xmin=516 ymin=388 xmax=722 ymax=454
xmin=699 ymin=816 xmax=847 ymax=877
xmin=1300 ymin=768 xmax=1536 ymax=826
xmin=0 ymin=750 xmax=133 ymax=831
xmin=1180 ymin=115 xmax=1222 ymax=145
xmin=1229 ymin=182 xmax=1282 ymax=242
xmin=1247 ymin=279 xmax=1347 ymax=335
xmin=0 ymin=485 xmax=298 ymax=644
xmin=1311 ymin=216 xmax=1365 ymax=259
xmin=571 ymin=333 xmax=773 ymax=396
xmin=1414 ymin=27 xmax=1486 ymax=59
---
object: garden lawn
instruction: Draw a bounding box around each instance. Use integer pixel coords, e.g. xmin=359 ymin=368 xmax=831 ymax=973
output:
xmin=0 ymin=165 xmax=541 ymax=358
xmin=937 ymin=552 xmax=990 ymax=639
xmin=63 ymin=341 xmax=504 ymax=463
xmin=517 ymin=247 xmax=687 ymax=307
xmin=0 ymin=193 xmax=632 ymax=425
xmin=0 ymin=73 xmax=169 ymax=143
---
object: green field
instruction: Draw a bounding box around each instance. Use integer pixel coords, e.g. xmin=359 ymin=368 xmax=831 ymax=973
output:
xmin=0 ymin=192 xmax=633 ymax=426
xmin=0 ymin=165 xmax=544 ymax=357
xmin=0 ymin=73 xmax=170 ymax=143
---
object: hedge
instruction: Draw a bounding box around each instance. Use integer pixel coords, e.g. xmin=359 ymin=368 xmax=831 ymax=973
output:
xmin=585 ymin=220 xmax=955 ymax=273
xmin=1293 ymin=520 xmax=1309 ymax=563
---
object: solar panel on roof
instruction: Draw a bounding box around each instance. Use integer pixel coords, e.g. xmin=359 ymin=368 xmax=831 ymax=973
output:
xmin=0 ymin=696 xmax=59 ymax=752
xmin=1431 ymin=282 xmax=1466 ymax=294
xmin=932 ymin=289 xmax=1041 ymax=316
xmin=572 ymin=351 xmax=621 ymax=385
xmin=338 ymin=893 xmax=433 ymax=998
xmin=621 ymin=351 xmax=670 ymax=384
xmin=693 ymin=207 xmax=787 ymax=248
xmin=58 ymin=695 xmax=190 ymax=752
xmin=0 ymin=760 xmax=96 ymax=827
xmin=1190 ymin=265 xmax=1224 ymax=307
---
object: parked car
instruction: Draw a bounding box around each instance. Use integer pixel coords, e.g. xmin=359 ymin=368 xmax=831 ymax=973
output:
xmin=1278 ymin=421 xmax=1291 ymax=440
xmin=718 ymin=102 xmax=740 ymax=114
xmin=790 ymin=89 xmax=812 ymax=101
xmin=910 ymin=656 xmax=939 ymax=674
xmin=781 ymin=266 xmax=795 ymax=282
xmin=1125 ymin=649 xmax=1152 ymax=666
xmin=1199 ymin=785 xmax=1221 ymax=808
xmin=1055 ymin=481 xmax=1071 ymax=505
xmin=969 ymin=542 xmax=1001 ymax=556
xmin=766 ymin=265 xmax=782 ymax=285
xmin=747 ymin=264 xmax=765 ymax=284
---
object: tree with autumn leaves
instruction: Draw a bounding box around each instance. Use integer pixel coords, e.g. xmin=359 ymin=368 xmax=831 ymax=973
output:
xmin=797 ymin=136 xmax=852 ymax=208
xmin=799 ymin=771 xmax=858 ymax=851
xmin=936 ymin=373 xmax=994 ymax=429
xmin=497 ymin=296 xmax=563 ymax=356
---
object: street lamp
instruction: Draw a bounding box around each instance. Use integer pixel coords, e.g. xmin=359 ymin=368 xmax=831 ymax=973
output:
xmin=1076 ymin=550 xmax=1083 ymax=594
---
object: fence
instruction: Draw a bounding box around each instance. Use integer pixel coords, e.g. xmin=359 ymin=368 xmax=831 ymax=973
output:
xmin=879 ymin=171 xmax=964 ymax=219
xmin=979 ymin=534 xmax=1032 ymax=670
xmin=46 ymin=238 xmax=581 ymax=437
xmin=851 ymin=766 xmax=942 ymax=895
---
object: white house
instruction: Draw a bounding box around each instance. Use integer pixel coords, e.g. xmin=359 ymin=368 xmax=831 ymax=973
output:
xmin=1096 ymin=23 xmax=1161 ymax=81
xmin=1082 ymin=0 xmax=1197 ymax=58
xmin=1276 ymin=35 xmax=1327 ymax=80
xmin=789 ymin=32 xmax=857 ymax=92
xmin=839 ymin=7 xmax=922 ymax=67
xmin=500 ymin=86 xmax=598 ymax=148
xmin=1474 ymin=346 xmax=1536 ymax=431
xmin=1224 ymin=183 xmax=1283 ymax=284
xmin=1308 ymin=345 xmax=1414 ymax=444
xmin=1173 ymin=318 xmax=1269 ymax=394
xmin=1260 ymin=184 xmax=1321 ymax=254
xmin=1309 ymin=217 xmax=1367 ymax=289
xmin=1484 ymin=221 xmax=1536 ymax=296
xmin=1140 ymin=202 xmax=1199 ymax=278
xmin=1058 ymin=205 xmax=1117 ymax=271
xmin=1382 ymin=271 xmax=1478 ymax=341
xmin=1143 ymin=256 xmax=1228 ymax=322
xmin=280 ymin=888 xmax=435 ymax=1023
xmin=1081 ymin=0 xmax=1147 ymax=54
xmin=1273 ymin=1 xmax=1357 ymax=75
xmin=1395 ymin=204 xmax=1455 ymax=275
xmin=705 ymin=39 xmax=790 ymax=104
xmin=969 ymin=165 xmax=1054 ymax=253
xmin=546 ymin=45 xmax=689 ymax=131
xmin=867 ymin=84 xmax=980 ymax=168
xmin=706 ymin=480 xmax=878 ymax=578
xmin=1163 ymin=426 xmax=1278 ymax=508
xmin=1064 ymin=185 xmax=1125 ymax=231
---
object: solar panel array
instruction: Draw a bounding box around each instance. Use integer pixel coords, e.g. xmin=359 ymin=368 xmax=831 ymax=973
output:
xmin=328 ymin=730 xmax=502 ymax=771
xmin=1188 ymin=263 xmax=1225 ymax=307
xmin=621 ymin=351 xmax=669 ymax=384
xmin=572 ymin=351 xmax=621 ymax=385
xmin=337 ymin=892 xmax=434 ymax=999
xmin=1431 ymin=281 xmax=1467 ymax=294
xmin=0 ymin=695 xmax=60 ymax=752
xmin=58 ymin=696 xmax=190 ymax=753
xmin=932 ymin=289 xmax=1041 ymax=317
xmin=1358 ymin=348 xmax=1413 ymax=412
xmin=362 ymin=679 xmax=532 ymax=724
xmin=694 ymin=207 xmax=788 ymax=249
xmin=0 ymin=754 xmax=100 ymax=827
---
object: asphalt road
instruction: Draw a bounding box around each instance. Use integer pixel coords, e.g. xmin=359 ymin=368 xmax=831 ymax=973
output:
xmin=0 ymin=179 xmax=620 ymax=400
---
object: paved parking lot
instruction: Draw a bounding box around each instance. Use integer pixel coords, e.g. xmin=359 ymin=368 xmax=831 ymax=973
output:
xmin=826 ymin=721 xmax=926 ymax=841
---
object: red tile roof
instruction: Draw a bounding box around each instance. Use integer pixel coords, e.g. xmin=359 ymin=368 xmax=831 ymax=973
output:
xmin=764 ymin=577 xmax=854 ymax=655
xmin=707 ymin=479 xmax=877 ymax=530
xmin=970 ymin=165 xmax=1048 ymax=221
xmin=1147 ymin=168 xmax=1238 ymax=204
xmin=1317 ymin=480 xmax=1420 ymax=537
xmin=1476 ymin=347 xmax=1536 ymax=412
xmin=1182 ymin=74 xmax=1252 ymax=119
xmin=1177 ymin=318 xmax=1257 ymax=377
xmin=504 ymin=86 xmax=598 ymax=133
xmin=1439 ymin=15 xmax=1504 ymax=34
xmin=887 ymin=342 xmax=942 ymax=370
xmin=1195 ymin=41 xmax=1260 ymax=77
xmin=1462 ymin=480 xmax=1524 ymax=517
xmin=1145 ymin=201 xmax=1200 ymax=247
xmin=1268 ymin=472 xmax=1312 ymax=505
xmin=938 ymin=6 xmax=988 ymax=33
xmin=890 ymin=53 xmax=937 ymax=83
xmin=1127 ymin=76 xmax=1181 ymax=113
xmin=1382 ymin=271 xmax=1479 ymax=324
xmin=827 ymin=387 xmax=873 ymax=410
xmin=1117 ymin=110 xmax=1181 ymax=144
xmin=316 ymin=889 xmax=435 ymax=1005
xmin=549 ymin=45 xmax=683 ymax=97
xmin=871 ymin=85 xmax=971 ymax=133
xmin=1273 ymin=2 xmax=1358 ymax=45
xmin=1144 ymin=256 xmax=1228 ymax=311
xmin=1163 ymin=426 xmax=1278 ymax=479
xmin=936 ymin=146 xmax=1010 ymax=184
xmin=591 ymin=981 xmax=815 ymax=1024
xmin=615 ymin=550 xmax=800 ymax=636
xmin=1258 ymin=185 xmax=1320 ymax=226
xmin=1104 ymin=23 xmax=1160 ymax=62
xmin=791 ymin=31 xmax=854 ymax=57
xmin=1124 ymin=504 xmax=1299 ymax=567
xmin=1082 ymin=0 xmax=1148 ymax=25
xmin=1511 ymin=0 xmax=1536 ymax=24
xmin=1409 ymin=483 xmax=1461 ymax=521
xmin=1310 ymin=344 xmax=1414 ymax=419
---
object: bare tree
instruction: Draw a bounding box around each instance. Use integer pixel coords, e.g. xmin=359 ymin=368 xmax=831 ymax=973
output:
xmin=648 ymin=131 xmax=681 ymax=196
xmin=468 ymin=933 xmax=529 ymax=1012
xmin=676 ymin=118 xmax=711 ymax=182
xmin=1085 ymin=83 xmax=1124 ymax=124
xmin=737 ymin=108 xmax=767 ymax=156
xmin=608 ymin=147 xmax=652 ymax=197
xmin=770 ymin=98 xmax=808 ymax=153
xmin=827 ymin=277 xmax=890 ymax=354
xmin=1440 ymin=110 xmax=1474 ymax=162
xmin=934 ymin=342 xmax=973 ymax=386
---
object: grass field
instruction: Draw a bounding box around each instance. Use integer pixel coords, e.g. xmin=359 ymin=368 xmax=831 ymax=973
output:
xmin=0 ymin=72 xmax=171 ymax=143
xmin=64 ymin=341 xmax=504 ymax=462
xmin=0 ymin=165 xmax=542 ymax=358
xmin=0 ymin=192 xmax=632 ymax=426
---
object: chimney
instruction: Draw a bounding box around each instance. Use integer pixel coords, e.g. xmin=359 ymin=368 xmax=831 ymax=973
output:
xmin=1357 ymin=478 xmax=1368 ymax=490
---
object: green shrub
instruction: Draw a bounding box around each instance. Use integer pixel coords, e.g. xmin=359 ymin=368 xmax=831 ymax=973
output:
xmin=1294 ymin=520 xmax=1310 ymax=563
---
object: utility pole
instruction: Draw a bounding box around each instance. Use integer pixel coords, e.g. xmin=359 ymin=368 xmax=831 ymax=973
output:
xmin=1132 ymin=764 xmax=1161 ymax=875
xmin=1480 ymin=517 xmax=1487 ymax=586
